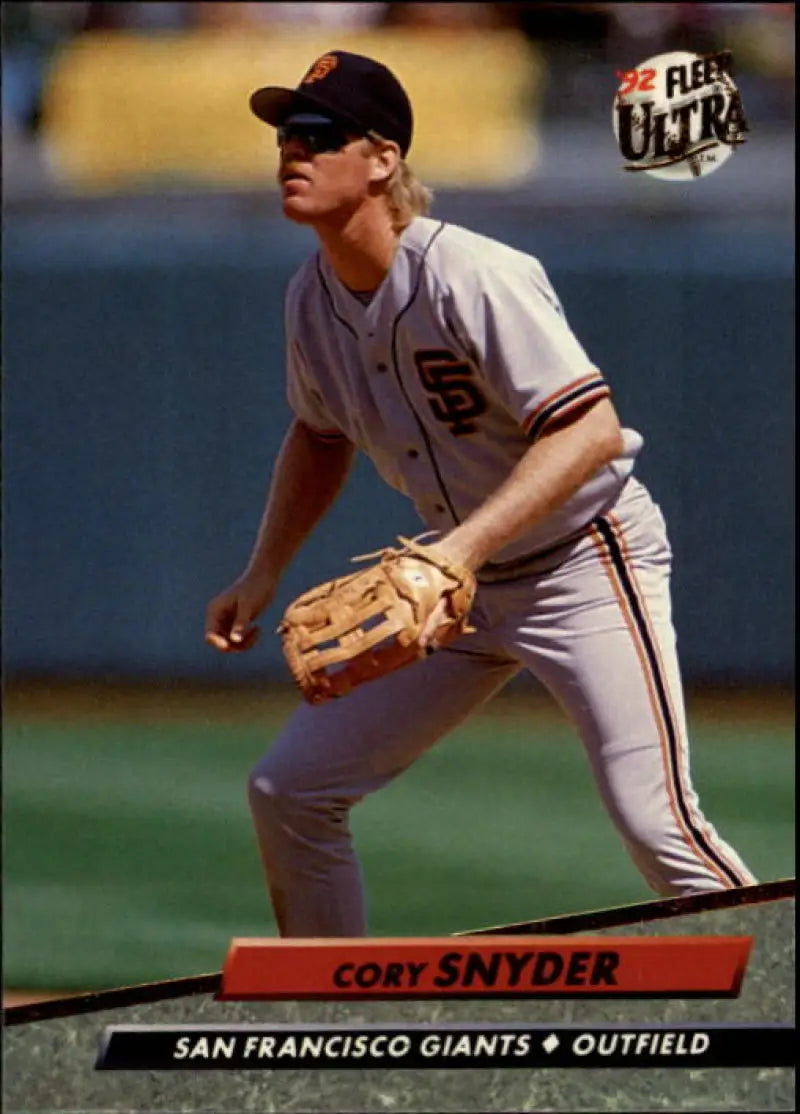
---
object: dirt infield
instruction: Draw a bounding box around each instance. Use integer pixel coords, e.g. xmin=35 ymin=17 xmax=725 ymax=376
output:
xmin=4 ymin=678 xmax=794 ymax=726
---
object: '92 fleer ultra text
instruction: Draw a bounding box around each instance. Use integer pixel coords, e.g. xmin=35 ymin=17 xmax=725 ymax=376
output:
xmin=613 ymin=50 xmax=749 ymax=179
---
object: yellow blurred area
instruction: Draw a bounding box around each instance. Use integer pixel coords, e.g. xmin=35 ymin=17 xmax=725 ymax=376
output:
xmin=40 ymin=29 xmax=543 ymax=192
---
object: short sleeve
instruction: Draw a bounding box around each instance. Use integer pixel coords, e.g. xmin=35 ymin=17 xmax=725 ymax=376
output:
xmin=455 ymin=258 xmax=610 ymax=439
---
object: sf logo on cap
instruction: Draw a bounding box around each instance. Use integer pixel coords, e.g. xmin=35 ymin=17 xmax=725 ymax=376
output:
xmin=302 ymin=54 xmax=338 ymax=85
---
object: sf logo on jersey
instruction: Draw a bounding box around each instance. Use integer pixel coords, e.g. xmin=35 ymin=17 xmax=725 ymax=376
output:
xmin=413 ymin=349 xmax=488 ymax=437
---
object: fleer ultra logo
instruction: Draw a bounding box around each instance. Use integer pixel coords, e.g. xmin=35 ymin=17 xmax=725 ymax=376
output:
xmin=612 ymin=50 xmax=749 ymax=180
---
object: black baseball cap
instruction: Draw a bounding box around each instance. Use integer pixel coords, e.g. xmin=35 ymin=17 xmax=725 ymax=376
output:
xmin=250 ymin=50 xmax=414 ymax=156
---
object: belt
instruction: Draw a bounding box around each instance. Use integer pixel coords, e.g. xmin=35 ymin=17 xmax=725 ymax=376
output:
xmin=476 ymin=520 xmax=597 ymax=584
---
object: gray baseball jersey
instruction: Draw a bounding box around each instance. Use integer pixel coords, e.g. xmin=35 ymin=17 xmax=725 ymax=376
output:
xmin=285 ymin=217 xmax=643 ymax=573
xmin=248 ymin=217 xmax=754 ymax=936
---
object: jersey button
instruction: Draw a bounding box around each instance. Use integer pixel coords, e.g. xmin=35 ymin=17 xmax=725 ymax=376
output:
xmin=376 ymin=362 xmax=388 ymax=372
xmin=407 ymin=448 xmax=419 ymax=458
xmin=434 ymin=503 xmax=446 ymax=513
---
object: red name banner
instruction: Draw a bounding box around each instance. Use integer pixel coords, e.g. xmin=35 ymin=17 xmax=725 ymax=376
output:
xmin=218 ymin=936 xmax=752 ymax=1000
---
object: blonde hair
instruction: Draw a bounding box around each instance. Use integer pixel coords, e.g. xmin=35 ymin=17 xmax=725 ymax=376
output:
xmin=366 ymin=134 xmax=433 ymax=230
xmin=385 ymin=158 xmax=434 ymax=231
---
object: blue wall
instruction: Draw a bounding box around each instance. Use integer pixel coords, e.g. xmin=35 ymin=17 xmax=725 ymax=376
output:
xmin=3 ymin=200 xmax=793 ymax=683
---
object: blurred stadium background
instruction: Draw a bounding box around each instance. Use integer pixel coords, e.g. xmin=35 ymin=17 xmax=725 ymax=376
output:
xmin=3 ymin=2 xmax=794 ymax=994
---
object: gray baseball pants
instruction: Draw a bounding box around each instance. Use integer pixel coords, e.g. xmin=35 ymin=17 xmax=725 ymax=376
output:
xmin=248 ymin=479 xmax=755 ymax=935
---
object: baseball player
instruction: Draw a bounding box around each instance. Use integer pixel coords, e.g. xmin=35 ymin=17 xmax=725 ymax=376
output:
xmin=205 ymin=50 xmax=756 ymax=936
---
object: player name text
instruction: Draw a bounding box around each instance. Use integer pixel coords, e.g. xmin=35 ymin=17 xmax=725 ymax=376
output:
xmin=331 ymin=949 xmax=620 ymax=989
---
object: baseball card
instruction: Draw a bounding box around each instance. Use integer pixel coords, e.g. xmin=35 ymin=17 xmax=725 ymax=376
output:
xmin=3 ymin=3 xmax=794 ymax=1112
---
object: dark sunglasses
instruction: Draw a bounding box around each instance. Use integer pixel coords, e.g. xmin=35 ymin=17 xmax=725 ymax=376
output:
xmin=276 ymin=122 xmax=355 ymax=154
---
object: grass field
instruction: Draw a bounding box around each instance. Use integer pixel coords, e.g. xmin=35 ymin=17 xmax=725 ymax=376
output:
xmin=2 ymin=682 xmax=794 ymax=990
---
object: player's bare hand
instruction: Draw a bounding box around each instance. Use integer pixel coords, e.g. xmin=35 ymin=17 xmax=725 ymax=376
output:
xmin=205 ymin=574 xmax=276 ymax=653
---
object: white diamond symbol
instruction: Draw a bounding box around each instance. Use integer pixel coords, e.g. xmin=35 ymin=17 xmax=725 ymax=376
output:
xmin=543 ymin=1034 xmax=560 ymax=1053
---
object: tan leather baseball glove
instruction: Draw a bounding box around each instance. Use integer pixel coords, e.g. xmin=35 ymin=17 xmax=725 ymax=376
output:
xmin=278 ymin=535 xmax=477 ymax=704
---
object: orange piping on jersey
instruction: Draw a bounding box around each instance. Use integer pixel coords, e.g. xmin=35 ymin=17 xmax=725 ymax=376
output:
xmin=606 ymin=514 xmax=750 ymax=886
xmin=588 ymin=524 xmax=735 ymax=889
xmin=522 ymin=372 xmax=606 ymax=435
xmin=533 ymin=383 xmax=611 ymax=437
